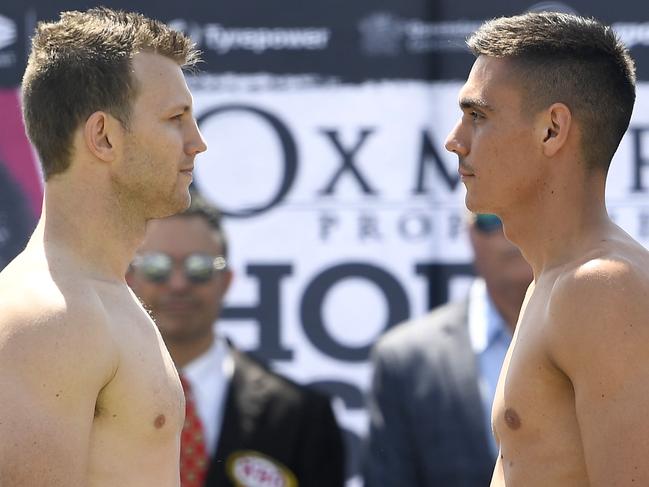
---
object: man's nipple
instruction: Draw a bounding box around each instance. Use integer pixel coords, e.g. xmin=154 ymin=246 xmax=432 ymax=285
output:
xmin=154 ymin=414 xmax=166 ymax=429
xmin=504 ymin=408 xmax=521 ymax=430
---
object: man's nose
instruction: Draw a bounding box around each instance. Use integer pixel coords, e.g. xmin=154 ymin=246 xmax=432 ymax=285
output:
xmin=186 ymin=119 xmax=208 ymax=156
xmin=166 ymin=266 xmax=192 ymax=291
xmin=444 ymin=121 xmax=468 ymax=157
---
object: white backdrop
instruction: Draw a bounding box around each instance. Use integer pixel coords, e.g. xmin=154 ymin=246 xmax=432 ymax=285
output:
xmin=191 ymin=77 xmax=649 ymax=485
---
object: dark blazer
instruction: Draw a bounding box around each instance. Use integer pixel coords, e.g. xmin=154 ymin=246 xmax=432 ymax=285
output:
xmin=205 ymin=346 xmax=345 ymax=487
xmin=363 ymin=300 xmax=495 ymax=487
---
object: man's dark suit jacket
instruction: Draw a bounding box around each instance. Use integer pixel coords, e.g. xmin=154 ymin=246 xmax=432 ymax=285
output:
xmin=204 ymin=346 xmax=345 ymax=487
xmin=364 ymin=300 xmax=495 ymax=487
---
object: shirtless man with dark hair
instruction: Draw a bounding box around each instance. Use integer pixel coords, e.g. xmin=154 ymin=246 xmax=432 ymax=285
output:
xmin=445 ymin=11 xmax=649 ymax=486
xmin=0 ymin=8 xmax=206 ymax=486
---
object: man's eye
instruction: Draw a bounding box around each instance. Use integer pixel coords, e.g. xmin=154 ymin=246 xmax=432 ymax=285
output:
xmin=470 ymin=111 xmax=482 ymax=120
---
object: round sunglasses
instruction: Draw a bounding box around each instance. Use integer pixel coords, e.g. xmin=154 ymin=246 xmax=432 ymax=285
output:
xmin=130 ymin=252 xmax=228 ymax=284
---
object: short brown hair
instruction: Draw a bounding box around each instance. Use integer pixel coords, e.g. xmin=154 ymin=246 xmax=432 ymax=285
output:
xmin=22 ymin=7 xmax=201 ymax=180
xmin=468 ymin=12 xmax=636 ymax=172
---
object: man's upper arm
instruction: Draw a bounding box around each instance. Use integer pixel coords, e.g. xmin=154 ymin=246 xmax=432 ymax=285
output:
xmin=0 ymin=300 xmax=117 ymax=486
xmin=550 ymin=263 xmax=649 ymax=486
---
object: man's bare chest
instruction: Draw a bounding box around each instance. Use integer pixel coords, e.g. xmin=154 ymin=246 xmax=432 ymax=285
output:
xmin=93 ymin=290 xmax=184 ymax=440
xmin=493 ymin=293 xmax=573 ymax=433
xmin=490 ymin=285 xmax=592 ymax=484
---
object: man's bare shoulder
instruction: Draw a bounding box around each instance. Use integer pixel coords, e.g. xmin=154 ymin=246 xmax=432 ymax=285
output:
xmin=0 ymin=252 xmax=125 ymax=486
xmin=550 ymin=243 xmax=649 ymax=310
xmin=0 ymin=252 xmax=119 ymax=377
xmin=531 ymin=240 xmax=649 ymax=485
xmin=545 ymin=243 xmax=649 ymax=371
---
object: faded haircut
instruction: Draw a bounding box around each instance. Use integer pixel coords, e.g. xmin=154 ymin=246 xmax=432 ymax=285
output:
xmin=22 ymin=7 xmax=201 ymax=180
xmin=468 ymin=12 xmax=636 ymax=172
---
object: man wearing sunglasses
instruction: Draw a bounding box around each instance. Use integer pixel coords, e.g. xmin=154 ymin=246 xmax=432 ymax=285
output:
xmin=364 ymin=213 xmax=532 ymax=487
xmin=127 ymin=192 xmax=345 ymax=487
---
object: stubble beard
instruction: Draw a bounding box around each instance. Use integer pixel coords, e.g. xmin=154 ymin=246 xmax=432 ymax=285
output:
xmin=116 ymin=141 xmax=190 ymax=220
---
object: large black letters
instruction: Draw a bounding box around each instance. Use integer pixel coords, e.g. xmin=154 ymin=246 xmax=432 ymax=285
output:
xmin=196 ymin=105 xmax=298 ymax=216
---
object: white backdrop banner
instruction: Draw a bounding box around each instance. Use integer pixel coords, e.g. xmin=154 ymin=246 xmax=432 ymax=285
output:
xmin=190 ymin=77 xmax=649 ymax=484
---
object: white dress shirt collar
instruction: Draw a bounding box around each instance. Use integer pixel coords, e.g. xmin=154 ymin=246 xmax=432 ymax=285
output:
xmin=180 ymin=335 xmax=233 ymax=456
xmin=468 ymin=278 xmax=511 ymax=353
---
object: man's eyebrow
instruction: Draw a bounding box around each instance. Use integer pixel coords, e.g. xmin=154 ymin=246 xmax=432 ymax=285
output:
xmin=164 ymin=99 xmax=193 ymax=113
xmin=166 ymin=102 xmax=192 ymax=115
xmin=459 ymin=97 xmax=495 ymax=112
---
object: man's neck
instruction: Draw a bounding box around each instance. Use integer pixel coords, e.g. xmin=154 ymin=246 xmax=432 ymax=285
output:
xmin=499 ymin=172 xmax=609 ymax=278
xmin=38 ymin=179 xmax=147 ymax=282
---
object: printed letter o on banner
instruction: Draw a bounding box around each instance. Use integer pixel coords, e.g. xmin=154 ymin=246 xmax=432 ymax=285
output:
xmin=195 ymin=104 xmax=298 ymax=217
xmin=300 ymin=262 xmax=409 ymax=361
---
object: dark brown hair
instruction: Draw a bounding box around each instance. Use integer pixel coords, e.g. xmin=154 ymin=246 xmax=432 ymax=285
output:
xmin=22 ymin=7 xmax=201 ymax=180
xmin=468 ymin=12 xmax=636 ymax=172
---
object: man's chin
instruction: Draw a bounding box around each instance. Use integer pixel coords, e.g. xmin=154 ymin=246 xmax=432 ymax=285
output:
xmin=169 ymin=186 xmax=192 ymax=213
xmin=464 ymin=193 xmax=494 ymax=215
xmin=464 ymin=194 xmax=481 ymax=213
xmin=178 ymin=188 xmax=192 ymax=211
xmin=148 ymin=189 xmax=191 ymax=220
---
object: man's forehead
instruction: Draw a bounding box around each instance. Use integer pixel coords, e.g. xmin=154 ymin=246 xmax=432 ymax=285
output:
xmin=131 ymin=51 xmax=192 ymax=109
xmin=458 ymin=56 xmax=523 ymax=110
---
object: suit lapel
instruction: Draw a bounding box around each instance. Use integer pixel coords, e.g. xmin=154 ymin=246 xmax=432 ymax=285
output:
xmin=207 ymin=345 xmax=273 ymax=485
xmin=230 ymin=348 xmax=272 ymax=434
xmin=218 ymin=346 xmax=272 ymax=444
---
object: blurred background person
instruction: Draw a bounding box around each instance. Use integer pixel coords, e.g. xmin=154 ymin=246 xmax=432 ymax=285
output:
xmin=0 ymin=162 xmax=36 ymax=271
xmin=127 ymin=191 xmax=345 ymax=487
xmin=363 ymin=213 xmax=533 ymax=487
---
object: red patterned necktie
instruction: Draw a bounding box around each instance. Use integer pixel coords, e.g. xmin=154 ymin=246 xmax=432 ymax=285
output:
xmin=179 ymin=374 xmax=209 ymax=487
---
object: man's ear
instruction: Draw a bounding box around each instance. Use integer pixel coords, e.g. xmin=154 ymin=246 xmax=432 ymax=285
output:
xmin=541 ymin=102 xmax=572 ymax=157
xmin=83 ymin=111 xmax=123 ymax=162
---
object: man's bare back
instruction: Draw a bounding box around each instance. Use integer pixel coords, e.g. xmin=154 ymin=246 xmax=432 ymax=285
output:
xmin=491 ymin=226 xmax=649 ymax=485
xmin=0 ymin=240 xmax=185 ymax=486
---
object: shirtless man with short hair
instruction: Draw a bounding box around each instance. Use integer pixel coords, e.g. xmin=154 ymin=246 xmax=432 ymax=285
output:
xmin=445 ymin=12 xmax=649 ymax=486
xmin=0 ymin=8 xmax=207 ymax=486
